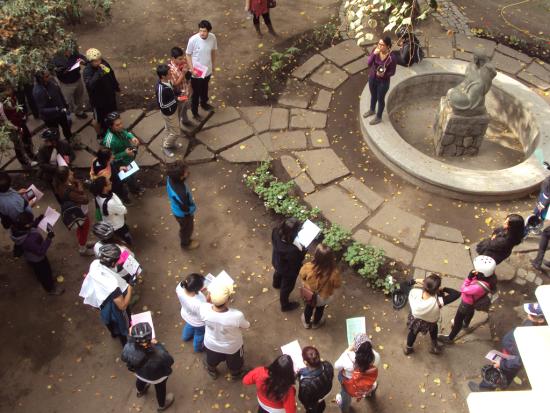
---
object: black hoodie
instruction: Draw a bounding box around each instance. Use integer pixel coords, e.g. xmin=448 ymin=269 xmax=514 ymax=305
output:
xmin=271 ymin=227 xmax=306 ymax=277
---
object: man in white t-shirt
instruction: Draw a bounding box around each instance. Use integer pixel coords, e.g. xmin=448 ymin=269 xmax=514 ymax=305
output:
xmin=185 ymin=20 xmax=218 ymax=120
xmin=199 ymin=282 xmax=250 ymax=380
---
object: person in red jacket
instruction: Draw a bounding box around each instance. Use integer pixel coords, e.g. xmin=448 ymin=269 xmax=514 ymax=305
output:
xmin=243 ymin=354 xmax=297 ymax=413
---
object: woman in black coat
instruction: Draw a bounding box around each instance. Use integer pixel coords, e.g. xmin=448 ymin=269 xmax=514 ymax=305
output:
xmin=298 ymin=346 xmax=333 ymax=413
xmin=272 ymin=217 xmax=306 ymax=312
xmin=476 ymin=213 xmax=524 ymax=264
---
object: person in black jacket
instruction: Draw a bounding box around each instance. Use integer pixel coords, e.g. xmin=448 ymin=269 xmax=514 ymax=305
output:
xmin=156 ymin=64 xmax=181 ymax=158
xmin=36 ymin=128 xmax=75 ymax=182
xmin=298 ymin=346 xmax=333 ymax=413
xmin=391 ymin=27 xmax=424 ymax=67
xmin=32 ymin=69 xmax=73 ymax=140
xmin=122 ymin=322 xmax=175 ymax=411
xmin=476 ymin=213 xmax=524 ymax=264
xmin=83 ymin=48 xmax=119 ymax=136
xmin=52 ymin=42 xmax=88 ymax=119
xmin=272 ymin=217 xmax=306 ymax=311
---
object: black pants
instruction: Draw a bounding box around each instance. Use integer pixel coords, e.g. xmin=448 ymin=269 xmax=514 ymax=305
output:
xmin=305 ymin=400 xmax=326 ymax=413
xmin=136 ymin=377 xmax=168 ymax=407
xmin=448 ymin=302 xmax=475 ymax=340
xmin=253 ymin=12 xmax=271 ymax=26
xmin=28 ymin=257 xmax=55 ymax=292
xmin=45 ymin=114 xmax=72 ymax=140
xmin=304 ymin=304 xmax=326 ymax=324
xmin=114 ymin=224 xmax=132 ymax=246
xmin=534 ymin=226 xmax=550 ymax=265
xmin=368 ymin=77 xmax=390 ymax=119
xmin=273 ymin=271 xmax=298 ymax=308
xmin=11 ymin=125 xmax=34 ymax=165
xmin=175 ymin=215 xmax=194 ymax=247
xmin=190 ymin=75 xmax=211 ymax=115
xmin=205 ymin=347 xmax=244 ymax=376
xmin=406 ymin=325 xmax=438 ymax=347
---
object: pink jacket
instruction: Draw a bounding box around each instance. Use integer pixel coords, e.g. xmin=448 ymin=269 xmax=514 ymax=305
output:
xmin=460 ymin=278 xmax=489 ymax=305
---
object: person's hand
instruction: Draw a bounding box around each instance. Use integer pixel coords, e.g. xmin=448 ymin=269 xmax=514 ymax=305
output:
xmin=131 ymin=137 xmax=140 ymax=146
xmin=47 ymin=229 xmax=55 ymax=239
xmin=151 ymin=338 xmax=158 ymax=344
xmin=374 ymin=47 xmax=380 ymax=55
xmin=17 ymin=188 xmax=27 ymax=194
xmin=492 ymin=359 xmax=500 ymax=369
xmin=28 ymin=198 xmax=37 ymax=207
xmin=125 ymin=147 xmax=135 ymax=156
xmin=120 ymin=166 xmax=128 ymax=172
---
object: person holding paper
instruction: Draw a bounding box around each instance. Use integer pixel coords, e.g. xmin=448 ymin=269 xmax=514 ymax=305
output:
xmin=298 ymin=346 xmax=333 ymax=413
xmin=243 ymin=355 xmax=297 ymax=413
xmin=90 ymin=147 xmax=130 ymax=205
xmin=36 ymin=128 xmax=75 ymax=181
xmin=176 ymin=273 xmax=207 ymax=352
xmin=272 ymin=218 xmax=306 ymax=312
xmin=168 ymin=46 xmax=192 ymax=127
xmin=10 ymin=211 xmax=64 ymax=295
xmin=299 ymin=244 xmax=341 ymax=329
xmin=0 ymin=172 xmax=34 ymax=231
xmin=185 ymin=20 xmax=217 ymax=120
xmin=200 ymin=282 xmax=250 ymax=380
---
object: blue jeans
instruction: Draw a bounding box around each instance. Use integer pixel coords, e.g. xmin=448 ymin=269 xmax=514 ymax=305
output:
xmin=338 ymin=371 xmax=352 ymax=413
xmin=182 ymin=323 xmax=205 ymax=352
xmin=368 ymin=76 xmax=390 ymax=119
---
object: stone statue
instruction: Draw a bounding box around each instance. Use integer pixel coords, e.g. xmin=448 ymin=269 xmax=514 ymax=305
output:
xmin=446 ymin=51 xmax=496 ymax=114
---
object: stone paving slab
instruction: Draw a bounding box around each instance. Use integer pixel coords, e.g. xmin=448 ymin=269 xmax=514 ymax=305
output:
xmin=131 ymin=110 xmax=164 ymax=143
xmin=148 ymin=135 xmax=188 ymax=164
xmin=294 ymin=148 xmax=350 ymax=185
xmin=119 ymin=109 xmax=145 ymax=130
xmin=259 ymin=131 xmax=308 ymax=152
xmin=26 ymin=117 xmax=44 ymax=135
xmin=72 ymin=149 xmax=96 ymax=169
xmin=270 ymin=108 xmax=289 ymax=131
xmin=343 ymin=55 xmax=369 ymax=75
xmin=339 ymin=177 xmax=384 ymax=212
xmin=292 ymin=54 xmax=326 ymax=80
xmin=428 ymin=37 xmax=454 ymax=58
xmin=135 ymin=145 xmax=160 ymax=167
xmin=496 ymin=260 xmax=516 ymax=281
xmin=310 ymin=63 xmax=349 ymax=90
xmin=78 ymin=126 xmax=101 ymax=153
xmin=517 ymin=70 xmax=550 ymax=91
xmin=202 ymin=106 xmax=241 ymax=129
xmin=454 ymin=33 xmax=496 ymax=56
xmin=289 ymin=109 xmax=327 ymax=129
xmin=220 ymin=136 xmax=269 ymax=163
xmin=513 ymin=239 xmax=539 ymax=253
xmin=526 ymin=60 xmax=550 ymax=83
xmin=454 ymin=50 xmax=473 ymax=62
xmin=71 ymin=112 xmax=93 ymax=133
xmin=184 ymin=144 xmax=215 ymax=164
xmin=320 ymin=39 xmax=365 ymax=67
xmin=196 ymin=119 xmax=254 ymax=152
xmin=280 ymin=155 xmax=302 ymax=178
xmin=278 ymin=80 xmax=314 ymax=109
xmin=293 ymin=172 xmax=315 ymax=194
xmin=413 ymin=238 xmax=473 ymax=278
xmin=2 ymin=157 xmax=25 ymax=172
xmin=308 ymin=130 xmax=330 ymax=148
xmin=496 ymin=43 xmax=533 ymax=64
xmin=367 ymin=204 xmax=425 ymax=249
xmin=492 ymin=51 xmax=526 ymax=75
xmin=369 ymin=235 xmax=414 ymax=265
xmin=424 ymin=223 xmax=464 ymax=243
xmin=0 ymin=149 xmax=15 ymax=169
xmin=305 ymin=185 xmax=370 ymax=231
xmin=311 ymin=89 xmax=333 ymax=112
xmin=239 ymin=106 xmax=272 ymax=134
xmin=353 ymin=229 xmax=372 ymax=245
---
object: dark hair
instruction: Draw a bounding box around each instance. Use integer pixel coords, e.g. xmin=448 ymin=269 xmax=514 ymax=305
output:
xmin=302 ymin=346 xmax=321 ymax=368
xmin=382 ymin=36 xmax=392 ymax=48
xmin=477 ymin=271 xmax=498 ymax=291
xmin=34 ymin=69 xmax=48 ymax=85
xmin=0 ymin=171 xmax=11 ymax=192
xmin=277 ymin=217 xmax=301 ymax=244
xmin=167 ymin=161 xmax=189 ymax=182
xmin=171 ymin=46 xmax=184 ymax=58
xmin=312 ymin=244 xmax=336 ymax=279
xmin=264 ymin=355 xmax=295 ymax=402
xmin=15 ymin=210 xmax=35 ymax=230
xmin=423 ymin=273 xmax=441 ymax=295
xmin=181 ymin=273 xmax=204 ymax=293
xmin=96 ymin=148 xmax=112 ymax=167
xmin=506 ymin=213 xmax=525 ymax=246
xmin=198 ymin=20 xmax=212 ymax=31
xmin=156 ymin=64 xmax=169 ymax=78
xmin=354 ymin=341 xmax=375 ymax=372
xmin=105 ymin=111 xmax=120 ymax=129
xmin=90 ymin=176 xmax=109 ymax=196
xmin=53 ymin=166 xmax=70 ymax=190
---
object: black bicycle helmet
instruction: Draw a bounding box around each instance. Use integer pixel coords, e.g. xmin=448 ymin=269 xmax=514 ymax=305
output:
xmin=481 ymin=365 xmax=507 ymax=387
xmin=104 ymin=111 xmax=120 ymax=128
xmin=98 ymin=243 xmax=121 ymax=266
xmin=41 ymin=128 xmax=60 ymax=141
xmin=130 ymin=322 xmax=153 ymax=344
xmin=93 ymin=222 xmax=115 ymax=241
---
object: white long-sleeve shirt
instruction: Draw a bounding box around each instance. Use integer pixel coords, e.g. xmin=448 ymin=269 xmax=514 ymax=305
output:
xmin=335 ymin=349 xmax=381 ymax=379
xmin=96 ymin=193 xmax=127 ymax=230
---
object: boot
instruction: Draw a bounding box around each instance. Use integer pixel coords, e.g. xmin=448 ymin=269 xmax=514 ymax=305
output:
xmin=429 ymin=341 xmax=442 ymax=355
xmin=266 ymin=22 xmax=278 ymax=37
xmin=254 ymin=22 xmax=262 ymax=37
xmin=403 ymin=344 xmax=414 ymax=355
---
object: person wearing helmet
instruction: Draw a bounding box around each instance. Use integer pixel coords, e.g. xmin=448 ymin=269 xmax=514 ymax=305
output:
xmin=468 ymin=302 xmax=546 ymax=392
xmin=36 ymin=128 xmax=75 ymax=181
xmin=438 ymin=255 xmax=498 ymax=344
xmin=199 ymin=282 xmax=250 ymax=380
xmin=82 ymin=48 xmax=119 ymax=136
xmin=121 ymin=322 xmax=175 ymax=411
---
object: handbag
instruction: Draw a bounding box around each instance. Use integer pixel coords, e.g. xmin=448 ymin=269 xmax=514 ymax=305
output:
xmin=300 ymin=274 xmax=331 ymax=307
xmin=268 ymin=0 xmax=277 ymax=8
xmin=473 ymin=281 xmax=497 ymax=312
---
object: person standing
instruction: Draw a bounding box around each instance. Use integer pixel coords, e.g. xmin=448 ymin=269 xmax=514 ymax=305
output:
xmin=200 ymin=282 xmax=250 ymax=380
xmin=156 ymin=64 xmax=181 ymax=158
xmin=121 ymin=322 xmax=175 ymax=411
xmin=297 ymin=346 xmax=333 ymax=413
xmin=299 ymin=244 xmax=341 ymax=329
xmin=168 ymin=47 xmax=192 ymax=127
xmin=90 ymin=147 xmax=129 ymax=205
xmin=166 ymin=161 xmax=199 ymax=250
xmin=245 ymin=0 xmax=277 ymax=37
xmin=272 ymin=218 xmax=306 ymax=312
xmin=176 ymin=273 xmax=207 ymax=352
xmin=36 ymin=128 xmax=75 ymax=181
xmin=32 ymin=69 xmax=73 ymax=140
xmin=186 ymin=20 xmax=217 ymax=120
xmin=83 ymin=48 xmax=119 ymax=135
xmin=362 ymin=37 xmax=397 ymax=125
xmin=0 ymin=172 xmax=34 ymax=231
xmin=52 ymin=42 xmax=88 ymax=119
xmin=243 ymin=355 xmax=297 ymax=413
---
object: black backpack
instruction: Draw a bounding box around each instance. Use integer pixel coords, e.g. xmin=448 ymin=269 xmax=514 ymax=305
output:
xmin=60 ymin=188 xmax=86 ymax=230
xmin=298 ymin=361 xmax=334 ymax=407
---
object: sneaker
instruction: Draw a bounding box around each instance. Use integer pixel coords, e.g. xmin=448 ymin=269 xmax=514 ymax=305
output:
xmin=369 ymin=117 xmax=382 ymax=125
xmin=531 ymin=259 xmax=545 ymax=272
xmin=429 ymin=343 xmax=442 ymax=355
xmin=201 ymin=103 xmax=214 ymax=112
xmin=182 ymin=240 xmax=200 ymax=250
xmin=79 ymin=246 xmax=95 ymax=256
xmin=301 ymin=313 xmax=311 ymax=329
xmin=544 ymin=260 xmax=550 ymax=267
xmin=229 ymin=370 xmax=247 ymax=381
xmin=162 ymin=147 xmax=175 ymax=158
xmin=157 ymin=393 xmax=174 ymax=411
xmin=437 ymin=334 xmax=454 ymax=344
xmin=311 ymin=318 xmax=325 ymax=329
xmin=335 ymin=393 xmax=342 ymax=407
xmin=137 ymin=383 xmax=150 ymax=397
xmin=48 ymin=284 xmax=65 ymax=296
xmin=76 ymin=112 xmax=88 ymax=119
xmin=362 ymin=110 xmax=376 ymax=118
xmin=281 ymin=302 xmax=300 ymax=312
xmin=403 ymin=345 xmax=414 ymax=355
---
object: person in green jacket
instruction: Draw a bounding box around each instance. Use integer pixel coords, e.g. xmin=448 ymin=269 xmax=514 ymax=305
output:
xmin=102 ymin=111 xmax=144 ymax=197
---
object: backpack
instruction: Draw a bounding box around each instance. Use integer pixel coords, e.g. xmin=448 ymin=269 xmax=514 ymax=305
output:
xmin=342 ymin=366 xmax=378 ymax=398
xmin=473 ymin=280 xmax=497 ymax=312
xmin=60 ymin=188 xmax=86 ymax=230
xmin=298 ymin=361 xmax=334 ymax=407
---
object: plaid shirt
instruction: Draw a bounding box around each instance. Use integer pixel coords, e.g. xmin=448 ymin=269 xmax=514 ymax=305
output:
xmin=168 ymin=60 xmax=190 ymax=96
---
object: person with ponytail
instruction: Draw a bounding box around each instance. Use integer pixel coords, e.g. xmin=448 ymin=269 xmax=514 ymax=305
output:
xmin=175 ymin=273 xmax=206 ymax=352
xmin=243 ymin=354 xmax=297 ymax=413
xmin=476 ymin=213 xmax=524 ymax=264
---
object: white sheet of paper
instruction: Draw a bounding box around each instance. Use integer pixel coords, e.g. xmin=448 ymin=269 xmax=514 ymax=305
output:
xmin=38 ymin=207 xmax=60 ymax=232
xmin=346 ymin=317 xmax=367 ymax=346
xmin=26 ymin=184 xmax=44 ymax=202
xmin=207 ymin=270 xmax=235 ymax=292
xmin=485 ymin=350 xmax=513 ymax=362
xmin=203 ymin=273 xmax=216 ymax=287
xmin=293 ymin=219 xmax=321 ymax=249
xmin=68 ymin=60 xmax=82 ymax=71
xmin=193 ymin=62 xmax=208 ymax=78
xmin=281 ymin=340 xmax=306 ymax=372
xmin=56 ymin=154 xmax=68 ymax=167
xmin=123 ymin=254 xmax=141 ymax=276
xmin=131 ymin=311 xmax=156 ymax=339
xmin=118 ymin=161 xmax=140 ymax=180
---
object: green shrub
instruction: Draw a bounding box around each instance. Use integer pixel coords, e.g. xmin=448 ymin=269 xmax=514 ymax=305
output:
xmin=322 ymin=224 xmax=352 ymax=252
xmin=344 ymin=241 xmax=385 ymax=280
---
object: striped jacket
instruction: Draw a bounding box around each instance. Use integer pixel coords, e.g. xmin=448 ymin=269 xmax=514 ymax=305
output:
xmin=156 ymin=81 xmax=177 ymax=116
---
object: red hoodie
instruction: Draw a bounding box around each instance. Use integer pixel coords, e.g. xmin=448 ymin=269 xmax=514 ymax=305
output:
xmin=243 ymin=367 xmax=296 ymax=413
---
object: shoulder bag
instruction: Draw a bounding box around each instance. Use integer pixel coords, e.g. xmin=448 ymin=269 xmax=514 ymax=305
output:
xmin=300 ymin=273 xmax=331 ymax=307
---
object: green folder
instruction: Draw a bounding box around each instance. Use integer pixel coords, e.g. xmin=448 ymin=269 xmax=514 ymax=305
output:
xmin=346 ymin=317 xmax=366 ymax=346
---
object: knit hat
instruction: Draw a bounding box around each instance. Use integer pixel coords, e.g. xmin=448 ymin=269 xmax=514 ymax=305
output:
xmin=209 ymin=282 xmax=234 ymax=306
xmin=353 ymin=333 xmax=371 ymax=351
xmin=86 ymin=48 xmax=102 ymax=61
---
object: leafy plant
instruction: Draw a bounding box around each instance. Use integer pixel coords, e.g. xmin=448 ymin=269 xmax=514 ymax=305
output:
xmin=322 ymin=224 xmax=352 ymax=252
xmin=312 ymin=21 xmax=340 ymax=45
xmin=270 ymin=47 xmax=300 ymax=74
xmin=344 ymin=241 xmax=385 ymax=280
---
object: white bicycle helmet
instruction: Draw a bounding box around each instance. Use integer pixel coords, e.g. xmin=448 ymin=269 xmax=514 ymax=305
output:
xmin=85 ymin=48 xmax=102 ymax=61
xmin=473 ymin=255 xmax=496 ymax=277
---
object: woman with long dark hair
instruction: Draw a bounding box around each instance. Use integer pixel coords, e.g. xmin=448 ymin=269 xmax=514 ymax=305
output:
xmin=90 ymin=147 xmax=129 ymax=204
xmin=272 ymin=217 xmax=307 ymax=312
xmin=175 ymin=273 xmax=206 ymax=352
xmin=298 ymin=346 xmax=333 ymax=413
xmin=243 ymin=354 xmax=297 ymax=413
xmin=476 ymin=213 xmax=524 ymax=264
xmin=299 ymin=244 xmax=342 ymax=329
